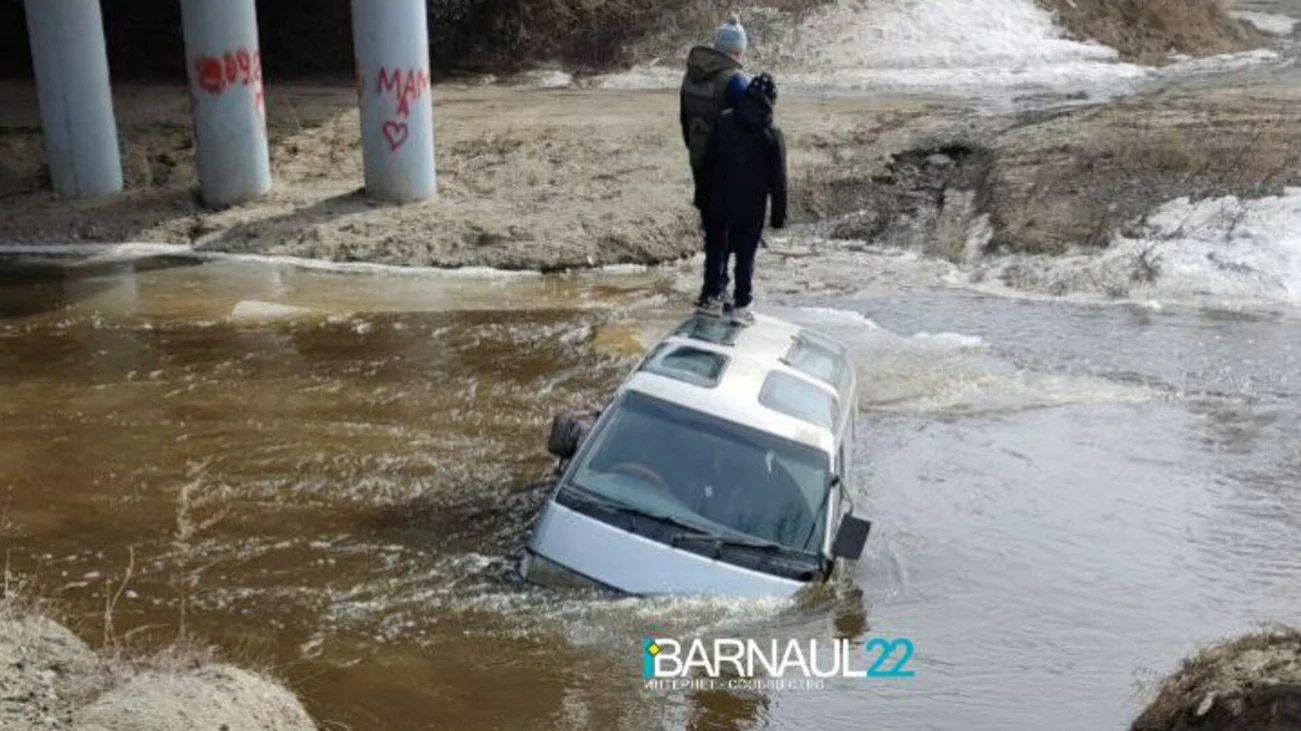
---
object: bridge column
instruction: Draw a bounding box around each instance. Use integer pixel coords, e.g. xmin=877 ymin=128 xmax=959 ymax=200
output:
xmin=22 ymin=0 xmax=124 ymax=199
xmin=179 ymin=0 xmax=272 ymax=208
xmin=351 ymin=0 xmax=437 ymax=201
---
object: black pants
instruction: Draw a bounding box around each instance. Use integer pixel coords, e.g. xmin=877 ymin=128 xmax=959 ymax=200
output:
xmin=692 ymin=164 xmax=727 ymax=302
xmin=702 ymin=221 xmax=763 ymax=308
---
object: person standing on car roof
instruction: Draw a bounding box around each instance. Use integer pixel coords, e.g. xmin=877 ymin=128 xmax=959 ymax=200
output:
xmin=694 ymin=73 xmax=788 ymax=327
xmin=681 ymin=14 xmax=750 ymax=308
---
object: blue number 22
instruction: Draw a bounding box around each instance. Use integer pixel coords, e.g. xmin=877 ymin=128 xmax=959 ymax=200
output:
xmin=865 ymin=638 xmax=916 ymax=678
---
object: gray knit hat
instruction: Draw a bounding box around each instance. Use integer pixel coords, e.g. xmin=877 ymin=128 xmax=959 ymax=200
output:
xmin=713 ymin=14 xmax=748 ymax=56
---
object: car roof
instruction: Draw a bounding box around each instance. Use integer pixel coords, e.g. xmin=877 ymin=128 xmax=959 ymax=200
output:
xmin=617 ymin=312 xmax=856 ymax=455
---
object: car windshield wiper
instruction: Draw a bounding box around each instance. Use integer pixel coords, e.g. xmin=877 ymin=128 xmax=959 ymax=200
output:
xmin=562 ymin=486 xmax=712 ymax=536
xmin=670 ymin=532 xmax=786 ymax=552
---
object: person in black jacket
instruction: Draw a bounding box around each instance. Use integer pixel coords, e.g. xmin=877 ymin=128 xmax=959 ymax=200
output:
xmin=680 ymin=15 xmax=750 ymax=309
xmin=694 ymin=73 xmax=787 ymax=326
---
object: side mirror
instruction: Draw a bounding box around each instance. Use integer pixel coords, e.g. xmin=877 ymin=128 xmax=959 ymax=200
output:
xmin=830 ymin=514 xmax=871 ymax=560
xmin=547 ymin=413 xmax=583 ymax=460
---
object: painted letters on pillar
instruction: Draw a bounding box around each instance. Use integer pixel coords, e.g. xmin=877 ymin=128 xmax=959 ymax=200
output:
xmin=192 ymin=48 xmax=265 ymax=114
xmin=376 ymin=67 xmax=429 ymax=151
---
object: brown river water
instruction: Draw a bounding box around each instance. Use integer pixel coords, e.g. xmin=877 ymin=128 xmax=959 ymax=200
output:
xmin=1 ymin=246 xmax=1298 ymax=731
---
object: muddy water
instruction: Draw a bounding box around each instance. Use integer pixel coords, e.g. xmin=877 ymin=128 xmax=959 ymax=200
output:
xmin=1 ymin=251 xmax=1299 ymax=731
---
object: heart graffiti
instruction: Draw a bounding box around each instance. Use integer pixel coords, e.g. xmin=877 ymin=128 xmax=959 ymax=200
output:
xmin=382 ymin=121 xmax=409 ymax=151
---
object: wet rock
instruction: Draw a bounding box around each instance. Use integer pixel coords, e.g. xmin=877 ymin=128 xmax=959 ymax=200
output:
xmin=1132 ymin=627 xmax=1301 ymax=731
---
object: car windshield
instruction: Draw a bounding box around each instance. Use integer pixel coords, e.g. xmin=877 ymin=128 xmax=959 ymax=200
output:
xmin=568 ymin=390 xmax=831 ymax=553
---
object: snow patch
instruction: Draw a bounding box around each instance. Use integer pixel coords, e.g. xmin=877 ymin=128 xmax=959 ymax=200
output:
xmin=589 ymin=0 xmax=1279 ymax=100
xmin=786 ymin=306 xmax=882 ymax=329
xmin=1230 ymin=10 xmax=1299 ymax=35
xmin=977 ymin=188 xmax=1301 ymax=307
xmin=513 ymin=69 xmax=576 ymax=89
xmin=1120 ymin=188 xmax=1301 ymax=303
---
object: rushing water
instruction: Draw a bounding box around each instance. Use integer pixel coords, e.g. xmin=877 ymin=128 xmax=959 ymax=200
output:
xmin=1 ymin=249 xmax=1298 ymax=731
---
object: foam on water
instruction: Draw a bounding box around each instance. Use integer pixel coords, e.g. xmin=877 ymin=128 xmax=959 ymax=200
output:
xmin=229 ymin=300 xmax=317 ymax=322
xmin=771 ymin=304 xmax=1158 ymax=413
xmin=300 ymin=549 xmax=798 ymax=652
xmin=909 ymin=332 xmax=987 ymax=350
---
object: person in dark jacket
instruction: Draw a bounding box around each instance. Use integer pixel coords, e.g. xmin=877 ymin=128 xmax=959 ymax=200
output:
xmin=680 ymin=15 xmax=749 ymax=308
xmin=695 ymin=73 xmax=787 ymax=326
xmin=680 ymin=15 xmax=749 ymax=197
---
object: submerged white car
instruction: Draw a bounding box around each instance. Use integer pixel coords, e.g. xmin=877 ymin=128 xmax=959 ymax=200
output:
xmin=520 ymin=311 xmax=871 ymax=598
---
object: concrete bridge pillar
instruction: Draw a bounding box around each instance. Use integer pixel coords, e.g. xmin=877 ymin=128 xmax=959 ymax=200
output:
xmin=22 ymin=0 xmax=124 ymax=199
xmin=179 ymin=0 xmax=272 ymax=208
xmin=351 ymin=0 xmax=437 ymax=201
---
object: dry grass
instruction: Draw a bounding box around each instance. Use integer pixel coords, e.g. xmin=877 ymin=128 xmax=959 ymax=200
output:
xmin=452 ymin=0 xmax=833 ymax=74
xmin=2 ymin=565 xmax=309 ymax=730
xmin=1132 ymin=627 xmax=1301 ymax=731
xmin=1036 ymin=0 xmax=1263 ymax=63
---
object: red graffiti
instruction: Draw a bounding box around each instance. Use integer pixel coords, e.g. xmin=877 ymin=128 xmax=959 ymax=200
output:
xmin=379 ymin=66 xmax=429 ymax=116
xmin=196 ymin=56 xmax=224 ymax=94
xmin=382 ymin=121 xmax=409 ymax=151
xmin=376 ymin=66 xmax=429 ymax=152
xmin=377 ymin=67 xmax=429 ymax=119
xmin=192 ymin=47 xmax=265 ymax=115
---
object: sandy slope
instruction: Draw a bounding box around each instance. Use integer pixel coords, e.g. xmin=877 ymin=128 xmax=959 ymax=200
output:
xmin=2 ymin=64 xmax=1299 ymax=275
xmin=0 ymin=80 xmax=948 ymax=269
xmin=0 ymin=598 xmax=316 ymax=731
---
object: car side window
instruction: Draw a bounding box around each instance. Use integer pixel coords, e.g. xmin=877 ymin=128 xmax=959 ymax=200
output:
xmin=759 ymin=371 xmax=839 ymax=430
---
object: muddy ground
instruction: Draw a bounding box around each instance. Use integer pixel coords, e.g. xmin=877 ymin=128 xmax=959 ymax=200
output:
xmin=4 ymin=69 xmax=1301 ymax=274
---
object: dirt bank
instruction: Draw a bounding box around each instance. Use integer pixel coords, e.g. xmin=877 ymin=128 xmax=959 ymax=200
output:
xmin=1 ymin=72 xmax=1298 ymax=273
xmin=803 ymin=66 xmax=1301 ymax=287
xmin=0 ymin=595 xmax=316 ymax=731
xmin=1038 ymin=0 xmax=1264 ymax=63
xmin=0 ymin=79 xmax=956 ymax=270
xmin=1132 ymin=627 xmax=1301 ymax=731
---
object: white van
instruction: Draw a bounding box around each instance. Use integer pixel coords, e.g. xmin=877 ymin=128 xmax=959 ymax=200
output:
xmin=520 ymin=311 xmax=870 ymax=598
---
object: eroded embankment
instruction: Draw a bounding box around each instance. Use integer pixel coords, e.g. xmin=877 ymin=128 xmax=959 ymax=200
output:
xmin=1 ymin=69 xmax=1298 ymax=274
xmin=0 ymin=595 xmax=316 ymax=731
xmin=0 ymin=0 xmax=1284 ymax=272
xmin=809 ymin=68 xmax=1301 ymax=277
